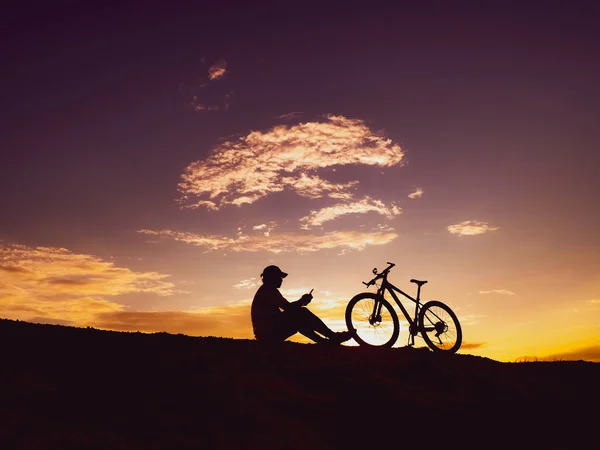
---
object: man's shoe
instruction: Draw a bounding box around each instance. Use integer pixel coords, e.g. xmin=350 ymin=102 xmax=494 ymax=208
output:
xmin=328 ymin=331 xmax=352 ymax=345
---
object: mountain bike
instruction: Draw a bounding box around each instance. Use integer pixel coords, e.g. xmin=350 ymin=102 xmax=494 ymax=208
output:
xmin=345 ymin=262 xmax=462 ymax=353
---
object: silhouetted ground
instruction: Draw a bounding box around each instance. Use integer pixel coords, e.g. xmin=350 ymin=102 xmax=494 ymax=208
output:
xmin=1 ymin=318 xmax=598 ymax=449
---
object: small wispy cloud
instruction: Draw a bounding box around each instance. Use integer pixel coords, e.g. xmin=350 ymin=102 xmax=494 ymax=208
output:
xmin=587 ymin=299 xmax=600 ymax=304
xmin=138 ymin=228 xmax=398 ymax=254
xmin=178 ymin=115 xmax=405 ymax=210
xmin=479 ymin=289 xmax=515 ymax=296
xmin=408 ymin=188 xmax=424 ymax=199
xmin=276 ymin=112 xmax=303 ymax=121
xmin=189 ymin=91 xmax=233 ymax=113
xmin=252 ymin=222 xmax=277 ymax=236
xmin=299 ymin=197 xmax=401 ymax=229
xmin=447 ymin=220 xmax=499 ymax=236
xmin=459 ymin=341 xmax=487 ymax=350
xmin=208 ymin=59 xmax=227 ymax=80
xmin=183 ymin=58 xmax=232 ymax=113
xmin=233 ymin=278 xmax=258 ymax=289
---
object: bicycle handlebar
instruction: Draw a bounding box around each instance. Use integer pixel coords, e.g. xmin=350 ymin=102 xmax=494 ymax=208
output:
xmin=362 ymin=262 xmax=395 ymax=287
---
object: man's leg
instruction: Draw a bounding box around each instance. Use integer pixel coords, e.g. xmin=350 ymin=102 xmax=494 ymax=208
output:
xmin=285 ymin=306 xmax=350 ymax=343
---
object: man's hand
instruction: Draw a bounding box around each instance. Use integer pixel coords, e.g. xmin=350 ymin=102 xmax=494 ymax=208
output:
xmin=300 ymin=290 xmax=313 ymax=306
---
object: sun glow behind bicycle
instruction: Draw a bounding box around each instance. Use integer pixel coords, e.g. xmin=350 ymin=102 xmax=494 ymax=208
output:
xmin=350 ymin=296 xmax=397 ymax=346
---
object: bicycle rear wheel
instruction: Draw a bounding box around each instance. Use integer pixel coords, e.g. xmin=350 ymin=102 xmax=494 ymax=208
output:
xmin=419 ymin=300 xmax=462 ymax=353
xmin=345 ymin=293 xmax=399 ymax=347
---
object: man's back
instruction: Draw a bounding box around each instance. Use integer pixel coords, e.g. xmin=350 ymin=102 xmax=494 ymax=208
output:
xmin=251 ymin=284 xmax=286 ymax=339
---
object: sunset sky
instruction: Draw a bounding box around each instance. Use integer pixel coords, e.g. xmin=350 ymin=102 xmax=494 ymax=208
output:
xmin=2 ymin=1 xmax=599 ymax=362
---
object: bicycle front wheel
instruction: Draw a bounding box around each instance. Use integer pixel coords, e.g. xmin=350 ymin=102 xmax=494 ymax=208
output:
xmin=419 ymin=300 xmax=462 ymax=353
xmin=345 ymin=293 xmax=399 ymax=347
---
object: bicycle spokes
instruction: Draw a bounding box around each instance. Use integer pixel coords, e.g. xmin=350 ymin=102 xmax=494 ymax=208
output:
xmin=347 ymin=294 xmax=399 ymax=347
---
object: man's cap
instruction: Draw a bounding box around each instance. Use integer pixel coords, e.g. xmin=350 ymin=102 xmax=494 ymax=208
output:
xmin=261 ymin=265 xmax=288 ymax=278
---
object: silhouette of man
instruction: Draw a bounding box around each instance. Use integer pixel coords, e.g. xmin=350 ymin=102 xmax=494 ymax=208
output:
xmin=251 ymin=265 xmax=352 ymax=345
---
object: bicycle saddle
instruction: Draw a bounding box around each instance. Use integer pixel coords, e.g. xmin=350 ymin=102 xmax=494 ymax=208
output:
xmin=410 ymin=279 xmax=428 ymax=286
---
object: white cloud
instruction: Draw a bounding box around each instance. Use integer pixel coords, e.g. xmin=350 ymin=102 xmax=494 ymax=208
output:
xmin=280 ymin=173 xmax=358 ymax=200
xmin=299 ymin=197 xmax=401 ymax=229
xmin=479 ymin=289 xmax=515 ymax=296
xmin=233 ymin=278 xmax=258 ymax=289
xmin=408 ymin=187 xmax=424 ymax=199
xmin=178 ymin=115 xmax=404 ymax=210
xmin=447 ymin=220 xmax=499 ymax=236
xmin=252 ymin=222 xmax=277 ymax=236
xmin=138 ymin=228 xmax=398 ymax=254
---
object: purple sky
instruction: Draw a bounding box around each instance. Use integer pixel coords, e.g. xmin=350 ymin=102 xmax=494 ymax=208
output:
xmin=1 ymin=1 xmax=599 ymax=361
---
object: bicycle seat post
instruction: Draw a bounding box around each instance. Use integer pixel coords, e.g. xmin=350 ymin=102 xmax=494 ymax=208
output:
xmin=410 ymin=279 xmax=428 ymax=302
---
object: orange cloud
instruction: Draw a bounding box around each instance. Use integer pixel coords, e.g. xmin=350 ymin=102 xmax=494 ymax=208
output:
xmin=479 ymin=289 xmax=515 ymax=296
xmin=299 ymin=197 xmax=401 ymax=229
xmin=0 ymin=244 xmax=176 ymax=297
xmin=208 ymin=59 xmax=227 ymax=80
xmin=459 ymin=341 xmax=487 ymax=350
xmin=178 ymin=115 xmax=404 ymax=210
xmin=0 ymin=294 xmax=124 ymax=325
xmin=0 ymin=243 xmax=177 ymax=325
xmin=138 ymin=228 xmax=398 ymax=253
xmin=447 ymin=220 xmax=499 ymax=236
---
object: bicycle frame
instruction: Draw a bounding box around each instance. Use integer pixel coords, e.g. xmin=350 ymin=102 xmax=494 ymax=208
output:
xmin=373 ymin=274 xmax=427 ymax=347
xmin=350 ymin=262 xmax=462 ymax=351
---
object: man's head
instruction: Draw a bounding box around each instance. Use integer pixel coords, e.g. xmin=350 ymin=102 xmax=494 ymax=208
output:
xmin=261 ymin=265 xmax=288 ymax=288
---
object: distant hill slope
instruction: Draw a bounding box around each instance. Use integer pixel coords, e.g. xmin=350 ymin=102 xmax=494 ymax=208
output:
xmin=1 ymin=318 xmax=598 ymax=449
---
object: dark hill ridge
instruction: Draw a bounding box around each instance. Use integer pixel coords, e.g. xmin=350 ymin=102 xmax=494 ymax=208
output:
xmin=1 ymin=318 xmax=598 ymax=449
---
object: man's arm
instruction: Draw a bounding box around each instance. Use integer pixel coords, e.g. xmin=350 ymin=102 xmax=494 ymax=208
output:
xmin=265 ymin=286 xmax=313 ymax=311
xmin=270 ymin=288 xmax=295 ymax=311
xmin=292 ymin=290 xmax=313 ymax=308
xmin=272 ymin=288 xmax=311 ymax=310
